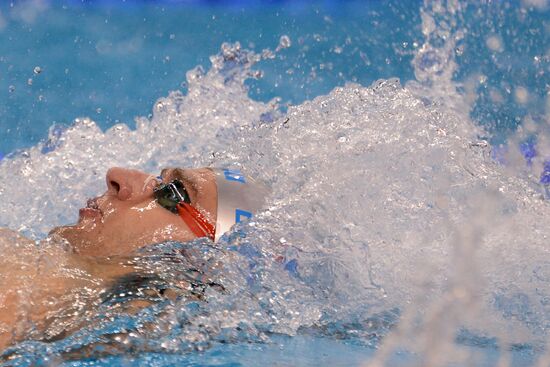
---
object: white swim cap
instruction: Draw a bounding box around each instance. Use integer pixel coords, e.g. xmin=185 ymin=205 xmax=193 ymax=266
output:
xmin=212 ymin=168 xmax=271 ymax=242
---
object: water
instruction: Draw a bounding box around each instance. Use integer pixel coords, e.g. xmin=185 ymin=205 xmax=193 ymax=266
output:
xmin=0 ymin=0 xmax=418 ymax=155
xmin=0 ymin=1 xmax=550 ymax=366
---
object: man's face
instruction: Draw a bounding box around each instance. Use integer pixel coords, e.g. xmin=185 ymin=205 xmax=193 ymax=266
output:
xmin=51 ymin=167 xmax=217 ymax=257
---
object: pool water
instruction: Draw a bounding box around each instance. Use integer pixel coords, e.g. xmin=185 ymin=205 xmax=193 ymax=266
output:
xmin=0 ymin=0 xmax=419 ymax=155
xmin=1 ymin=1 xmax=550 ymax=366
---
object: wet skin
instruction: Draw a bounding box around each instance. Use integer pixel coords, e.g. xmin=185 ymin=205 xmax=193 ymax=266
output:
xmin=51 ymin=167 xmax=218 ymax=257
xmin=0 ymin=167 xmax=218 ymax=350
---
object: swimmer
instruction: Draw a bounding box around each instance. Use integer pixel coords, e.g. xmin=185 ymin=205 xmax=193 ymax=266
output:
xmin=0 ymin=166 xmax=269 ymax=350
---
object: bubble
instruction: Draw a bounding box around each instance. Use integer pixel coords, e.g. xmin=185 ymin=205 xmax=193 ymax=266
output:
xmin=8 ymin=85 xmax=15 ymax=93
xmin=169 ymin=34 xmax=175 ymax=40
xmin=27 ymin=78 xmax=33 ymax=86
xmin=332 ymin=46 xmax=343 ymax=54
xmin=278 ymin=35 xmax=291 ymax=49
xmin=33 ymin=66 xmax=42 ymax=74
xmin=186 ymin=65 xmax=204 ymax=83
xmin=486 ymin=35 xmax=504 ymax=52
xmin=421 ymin=13 xmax=435 ymax=37
xmin=155 ymin=101 xmax=165 ymax=112
xmin=514 ymin=86 xmax=529 ymax=105
xmin=261 ymin=49 xmax=275 ymax=60
xmin=359 ymin=51 xmax=371 ymax=66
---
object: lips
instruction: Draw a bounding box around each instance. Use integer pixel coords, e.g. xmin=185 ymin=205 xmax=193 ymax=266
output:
xmin=79 ymin=197 xmax=102 ymax=219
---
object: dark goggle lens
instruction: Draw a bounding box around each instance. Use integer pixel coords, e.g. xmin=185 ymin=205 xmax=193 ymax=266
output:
xmin=153 ymin=180 xmax=191 ymax=213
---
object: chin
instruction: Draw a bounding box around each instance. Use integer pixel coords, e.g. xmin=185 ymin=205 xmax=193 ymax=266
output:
xmin=48 ymin=225 xmax=84 ymax=247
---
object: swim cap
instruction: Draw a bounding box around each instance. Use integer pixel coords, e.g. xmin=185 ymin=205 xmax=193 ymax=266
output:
xmin=212 ymin=168 xmax=271 ymax=242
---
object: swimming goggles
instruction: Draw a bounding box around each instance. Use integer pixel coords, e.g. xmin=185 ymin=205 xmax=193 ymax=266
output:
xmin=153 ymin=180 xmax=216 ymax=241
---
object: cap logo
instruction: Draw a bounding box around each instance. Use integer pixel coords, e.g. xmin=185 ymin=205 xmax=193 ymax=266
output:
xmin=223 ymin=169 xmax=246 ymax=183
xmin=235 ymin=208 xmax=252 ymax=223
xmin=213 ymin=168 xmax=270 ymax=242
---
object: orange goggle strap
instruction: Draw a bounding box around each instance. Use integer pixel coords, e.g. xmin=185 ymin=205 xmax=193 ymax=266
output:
xmin=176 ymin=202 xmax=216 ymax=241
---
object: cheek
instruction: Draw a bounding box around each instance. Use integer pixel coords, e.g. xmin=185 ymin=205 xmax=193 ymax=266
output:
xmin=104 ymin=207 xmax=194 ymax=244
xmin=147 ymin=224 xmax=188 ymax=243
xmin=142 ymin=213 xmax=196 ymax=242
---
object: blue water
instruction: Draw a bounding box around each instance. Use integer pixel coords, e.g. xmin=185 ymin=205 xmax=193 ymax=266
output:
xmin=0 ymin=0 xmax=418 ymax=155
xmin=1 ymin=1 xmax=550 ymax=366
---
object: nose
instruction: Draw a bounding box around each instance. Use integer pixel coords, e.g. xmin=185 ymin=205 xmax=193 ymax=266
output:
xmin=106 ymin=167 xmax=152 ymax=201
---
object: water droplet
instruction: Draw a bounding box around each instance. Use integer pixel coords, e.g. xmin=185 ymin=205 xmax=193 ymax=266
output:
xmin=261 ymin=49 xmax=275 ymax=59
xmin=33 ymin=66 xmax=42 ymax=74
xmin=486 ymin=35 xmax=503 ymax=52
xmin=186 ymin=65 xmax=204 ymax=82
xmin=251 ymin=70 xmax=263 ymax=79
xmin=514 ymin=86 xmax=529 ymax=105
xmin=278 ymin=35 xmax=291 ymax=49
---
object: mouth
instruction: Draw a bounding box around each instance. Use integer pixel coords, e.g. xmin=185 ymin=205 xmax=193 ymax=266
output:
xmin=79 ymin=197 xmax=103 ymax=219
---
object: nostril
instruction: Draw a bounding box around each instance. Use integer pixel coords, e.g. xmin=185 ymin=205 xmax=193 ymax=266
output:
xmin=110 ymin=181 xmax=120 ymax=192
